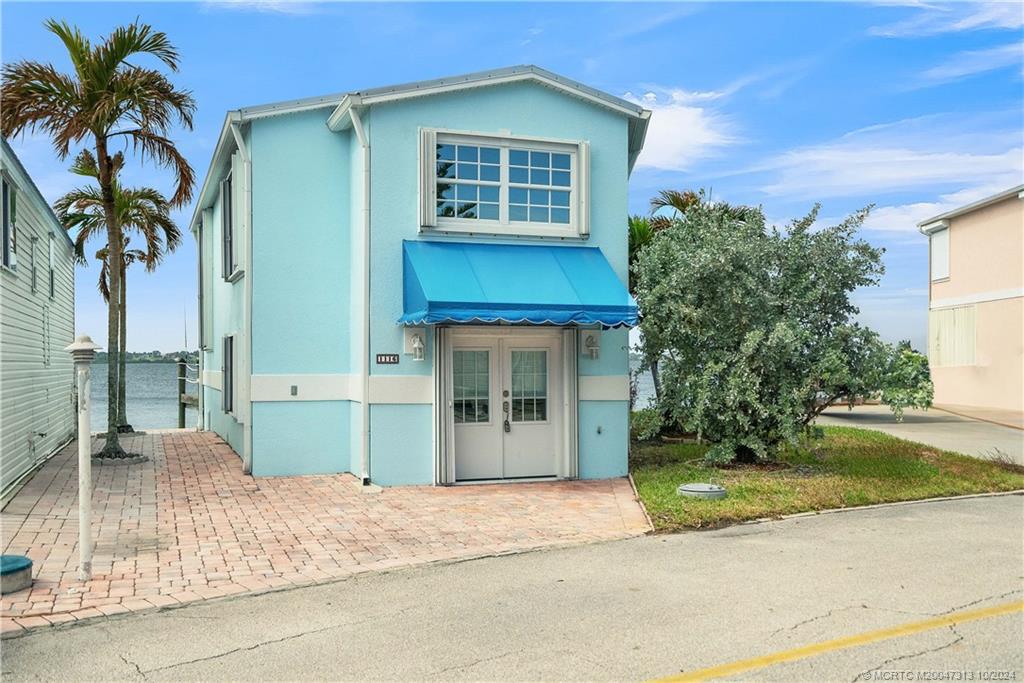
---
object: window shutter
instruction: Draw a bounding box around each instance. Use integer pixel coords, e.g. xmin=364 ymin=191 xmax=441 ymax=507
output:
xmin=9 ymin=186 xmax=16 ymax=268
xmin=419 ymin=128 xmax=437 ymax=229
xmin=231 ymin=151 xmax=245 ymax=274
xmin=220 ymin=177 xmax=232 ymax=277
xmin=930 ymin=228 xmax=949 ymax=281
xmin=222 ymin=335 xmax=233 ymax=413
xmin=577 ymin=141 xmax=590 ymax=237
xmin=48 ymin=234 xmax=55 ymax=297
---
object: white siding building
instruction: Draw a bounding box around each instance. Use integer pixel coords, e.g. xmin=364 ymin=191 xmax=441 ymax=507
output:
xmin=1 ymin=138 xmax=76 ymax=504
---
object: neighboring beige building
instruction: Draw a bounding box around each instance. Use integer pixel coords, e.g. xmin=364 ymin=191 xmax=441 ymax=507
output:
xmin=919 ymin=185 xmax=1024 ymax=417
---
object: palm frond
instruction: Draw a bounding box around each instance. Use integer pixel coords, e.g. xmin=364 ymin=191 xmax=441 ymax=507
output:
xmin=96 ymin=21 xmax=181 ymax=77
xmin=119 ymin=128 xmax=195 ymax=206
xmin=0 ymin=61 xmax=84 ymax=157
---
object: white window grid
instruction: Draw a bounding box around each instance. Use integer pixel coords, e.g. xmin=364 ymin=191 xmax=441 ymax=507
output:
xmin=430 ymin=132 xmax=581 ymax=236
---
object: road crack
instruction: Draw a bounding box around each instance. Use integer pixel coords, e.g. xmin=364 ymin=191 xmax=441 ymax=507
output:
xmin=119 ymin=653 xmax=147 ymax=680
xmin=851 ymin=625 xmax=964 ymax=683
xmin=142 ymin=604 xmax=418 ymax=675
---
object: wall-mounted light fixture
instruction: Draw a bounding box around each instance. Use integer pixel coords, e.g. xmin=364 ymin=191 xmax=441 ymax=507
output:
xmin=411 ymin=333 xmax=425 ymax=361
xmin=404 ymin=326 xmax=427 ymax=362
xmin=582 ymin=330 xmax=600 ymax=360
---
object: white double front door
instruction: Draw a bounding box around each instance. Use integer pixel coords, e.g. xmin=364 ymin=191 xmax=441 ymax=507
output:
xmin=450 ymin=329 xmax=563 ymax=481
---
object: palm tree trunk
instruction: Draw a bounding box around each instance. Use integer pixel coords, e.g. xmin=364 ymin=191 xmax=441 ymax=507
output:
xmin=117 ymin=261 xmax=128 ymax=429
xmin=96 ymin=136 xmax=125 ymax=457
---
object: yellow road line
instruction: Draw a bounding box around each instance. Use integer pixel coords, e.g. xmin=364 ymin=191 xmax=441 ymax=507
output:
xmin=653 ymin=599 xmax=1024 ymax=682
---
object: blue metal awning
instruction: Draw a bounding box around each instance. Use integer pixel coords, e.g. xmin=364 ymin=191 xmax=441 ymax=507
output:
xmin=399 ymin=240 xmax=637 ymax=328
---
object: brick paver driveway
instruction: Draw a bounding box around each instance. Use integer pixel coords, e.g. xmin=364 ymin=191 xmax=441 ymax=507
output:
xmin=1 ymin=431 xmax=649 ymax=636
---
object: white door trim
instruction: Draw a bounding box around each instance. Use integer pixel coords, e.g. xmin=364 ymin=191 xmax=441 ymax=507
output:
xmin=437 ymin=326 xmax=578 ymax=484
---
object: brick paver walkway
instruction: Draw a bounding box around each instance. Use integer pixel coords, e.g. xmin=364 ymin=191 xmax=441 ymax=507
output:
xmin=1 ymin=431 xmax=649 ymax=636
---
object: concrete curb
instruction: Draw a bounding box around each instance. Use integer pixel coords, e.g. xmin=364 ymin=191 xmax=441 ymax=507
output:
xmin=932 ymin=405 xmax=1023 ymax=432
xmin=627 ymin=473 xmax=655 ymax=534
xmin=737 ymin=489 xmax=1024 ymax=528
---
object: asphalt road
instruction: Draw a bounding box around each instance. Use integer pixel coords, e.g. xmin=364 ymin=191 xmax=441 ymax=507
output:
xmin=818 ymin=405 xmax=1024 ymax=465
xmin=3 ymin=495 xmax=1022 ymax=682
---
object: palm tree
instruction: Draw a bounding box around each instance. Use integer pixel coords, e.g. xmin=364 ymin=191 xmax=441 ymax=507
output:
xmin=55 ymin=149 xmax=181 ymax=431
xmin=2 ymin=19 xmax=195 ymax=456
xmin=650 ymin=189 xmax=701 ymax=217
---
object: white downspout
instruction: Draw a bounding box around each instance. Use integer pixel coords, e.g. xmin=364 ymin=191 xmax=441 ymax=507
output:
xmin=230 ymin=118 xmax=254 ymax=475
xmin=349 ymin=103 xmax=371 ymax=485
xmin=196 ymin=219 xmax=204 ymax=430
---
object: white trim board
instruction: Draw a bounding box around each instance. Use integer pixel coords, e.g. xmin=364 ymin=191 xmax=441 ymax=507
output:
xmin=202 ymin=370 xmax=223 ymax=391
xmin=578 ymin=375 xmax=630 ymax=401
xmin=250 ymin=373 xmax=359 ymax=402
xmin=931 ymin=288 xmax=1024 ymax=310
xmin=246 ymin=373 xmax=432 ymax=404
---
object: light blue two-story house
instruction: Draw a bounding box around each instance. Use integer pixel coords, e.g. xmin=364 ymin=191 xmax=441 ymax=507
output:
xmin=191 ymin=66 xmax=650 ymax=486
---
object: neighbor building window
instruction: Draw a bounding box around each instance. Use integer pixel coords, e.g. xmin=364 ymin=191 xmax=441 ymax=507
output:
xmin=48 ymin=234 xmax=55 ymax=298
xmin=930 ymin=227 xmax=949 ymax=281
xmin=929 ymin=305 xmax=975 ymax=367
xmin=2 ymin=177 xmax=16 ymax=269
xmin=30 ymin=237 xmax=37 ymax=293
xmin=222 ymin=335 xmax=235 ymax=414
xmin=221 ymin=174 xmax=235 ymax=279
xmin=420 ymin=130 xmax=589 ymax=238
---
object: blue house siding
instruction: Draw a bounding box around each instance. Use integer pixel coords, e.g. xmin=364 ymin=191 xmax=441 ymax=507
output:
xmin=366 ymin=82 xmax=630 ymax=376
xmin=251 ymin=401 xmax=350 ymax=476
xmin=364 ymin=82 xmax=631 ymax=482
xmin=250 ymin=110 xmax=353 ymax=376
xmin=369 ymin=404 xmax=434 ymax=486
xmin=193 ymin=68 xmax=645 ymax=485
xmin=246 ymin=109 xmax=359 ymax=476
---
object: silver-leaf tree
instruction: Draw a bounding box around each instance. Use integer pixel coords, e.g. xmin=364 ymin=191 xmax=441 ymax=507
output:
xmin=632 ymin=194 xmax=933 ymax=463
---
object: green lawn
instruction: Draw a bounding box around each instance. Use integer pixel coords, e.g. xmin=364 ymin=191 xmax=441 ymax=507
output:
xmin=630 ymin=426 xmax=1024 ymax=532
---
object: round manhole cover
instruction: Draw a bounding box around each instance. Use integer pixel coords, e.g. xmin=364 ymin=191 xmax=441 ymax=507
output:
xmin=676 ymin=483 xmax=727 ymax=499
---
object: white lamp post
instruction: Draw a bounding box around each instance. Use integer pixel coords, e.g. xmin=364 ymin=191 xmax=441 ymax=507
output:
xmin=65 ymin=334 xmax=101 ymax=581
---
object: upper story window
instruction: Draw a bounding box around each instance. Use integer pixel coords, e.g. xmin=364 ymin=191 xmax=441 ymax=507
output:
xmin=930 ymin=227 xmax=949 ymax=281
xmin=420 ymin=130 xmax=589 ymax=239
xmin=2 ymin=177 xmax=17 ymax=270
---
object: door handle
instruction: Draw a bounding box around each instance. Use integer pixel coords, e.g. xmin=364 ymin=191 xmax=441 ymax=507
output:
xmin=503 ymin=400 xmax=510 ymax=433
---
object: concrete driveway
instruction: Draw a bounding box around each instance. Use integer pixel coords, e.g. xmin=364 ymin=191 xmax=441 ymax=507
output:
xmin=818 ymin=404 xmax=1024 ymax=465
xmin=3 ymin=495 xmax=1022 ymax=681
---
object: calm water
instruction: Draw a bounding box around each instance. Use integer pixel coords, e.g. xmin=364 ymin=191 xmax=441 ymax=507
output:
xmin=90 ymin=362 xmax=199 ymax=432
xmin=631 ymin=358 xmax=657 ymax=408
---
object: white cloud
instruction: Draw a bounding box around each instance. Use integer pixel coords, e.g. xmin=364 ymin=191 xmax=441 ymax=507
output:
xmin=623 ymin=88 xmax=739 ymax=172
xmin=870 ymin=1 xmax=1023 ymax=37
xmin=920 ymin=42 xmax=1023 ymax=83
xmin=863 ymin=182 xmax=1020 ymax=233
xmin=755 ymin=112 xmax=1023 ymax=203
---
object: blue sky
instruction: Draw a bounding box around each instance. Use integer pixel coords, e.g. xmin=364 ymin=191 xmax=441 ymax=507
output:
xmin=4 ymin=1 xmax=1022 ymax=352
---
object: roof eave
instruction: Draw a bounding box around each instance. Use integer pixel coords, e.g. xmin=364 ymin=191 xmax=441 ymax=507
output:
xmin=189 ymin=111 xmax=240 ymax=235
xmin=0 ymin=138 xmax=75 ymax=249
xmin=916 ymin=183 xmax=1024 ymax=230
xmin=326 ymin=65 xmax=648 ymax=134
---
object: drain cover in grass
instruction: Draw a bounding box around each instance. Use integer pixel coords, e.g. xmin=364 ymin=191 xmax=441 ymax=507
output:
xmin=677 ymin=483 xmax=727 ymax=499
